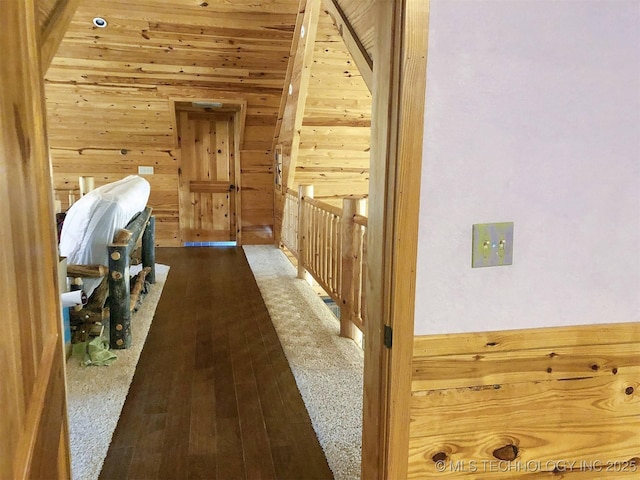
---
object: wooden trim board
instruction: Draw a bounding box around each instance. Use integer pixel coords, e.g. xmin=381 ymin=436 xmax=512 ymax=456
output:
xmin=39 ymin=0 xmax=81 ymax=72
xmin=2 ymin=0 xmax=71 ymax=476
xmin=233 ymin=108 xmax=243 ymax=245
xmin=278 ymin=0 xmax=321 ymax=190
xmin=272 ymin=0 xmax=308 ymax=153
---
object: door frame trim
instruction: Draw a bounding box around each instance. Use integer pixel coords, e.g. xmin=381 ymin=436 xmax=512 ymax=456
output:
xmin=362 ymin=0 xmax=430 ymax=478
xmin=170 ymin=98 xmax=247 ymax=245
xmin=2 ymin=0 xmax=72 ymax=476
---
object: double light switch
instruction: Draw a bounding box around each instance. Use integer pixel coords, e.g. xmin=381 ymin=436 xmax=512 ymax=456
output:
xmin=472 ymin=222 xmax=514 ymax=268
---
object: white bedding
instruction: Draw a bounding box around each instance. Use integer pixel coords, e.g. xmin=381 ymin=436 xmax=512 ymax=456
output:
xmin=59 ymin=175 xmax=151 ymax=297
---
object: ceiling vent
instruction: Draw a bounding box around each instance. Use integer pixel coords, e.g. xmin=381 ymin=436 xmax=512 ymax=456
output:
xmin=192 ymin=102 xmax=223 ymax=108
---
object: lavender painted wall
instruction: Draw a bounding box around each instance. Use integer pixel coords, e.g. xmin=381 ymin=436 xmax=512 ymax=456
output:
xmin=414 ymin=0 xmax=640 ymax=335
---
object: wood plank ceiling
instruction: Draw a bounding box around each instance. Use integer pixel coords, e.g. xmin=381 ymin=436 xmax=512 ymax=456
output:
xmin=45 ymin=0 xmax=300 ymax=245
xmin=335 ymin=0 xmax=374 ymax=61
xmin=294 ymin=6 xmax=372 ymax=204
xmin=37 ymin=0 xmax=60 ymax=30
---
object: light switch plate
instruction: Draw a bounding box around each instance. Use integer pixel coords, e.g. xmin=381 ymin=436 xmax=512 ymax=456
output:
xmin=138 ymin=166 xmax=154 ymax=175
xmin=472 ymin=222 xmax=514 ymax=268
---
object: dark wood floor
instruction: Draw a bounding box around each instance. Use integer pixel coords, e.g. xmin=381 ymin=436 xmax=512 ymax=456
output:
xmin=99 ymin=247 xmax=333 ymax=480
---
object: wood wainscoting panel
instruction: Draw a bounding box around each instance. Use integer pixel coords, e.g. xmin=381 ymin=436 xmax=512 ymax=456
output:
xmin=408 ymin=322 xmax=640 ymax=479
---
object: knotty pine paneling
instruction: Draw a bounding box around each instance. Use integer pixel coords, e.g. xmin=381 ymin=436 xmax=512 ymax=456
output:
xmin=51 ymin=148 xmax=179 ymax=245
xmin=408 ymin=323 xmax=640 ymax=479
xmin=240 ymin=150 xmax=274 ymax=242
xmin=241 ymin=161 xmax=275 ymax=244
xmin=46 ymin=0 xmax=300 ymax=246
xmin=294 ymin=9 xmax=371 ymax=205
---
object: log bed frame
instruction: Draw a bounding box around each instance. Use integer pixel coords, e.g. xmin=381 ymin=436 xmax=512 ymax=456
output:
xmin=68 ymin=207 xmax=156 ymax=349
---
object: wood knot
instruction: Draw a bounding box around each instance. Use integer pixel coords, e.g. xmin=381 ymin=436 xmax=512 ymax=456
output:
xmin=591 ymin=364 xmax=599 ymax=371
xmin=548 ymin=352 xmax=557 ymax=358
xmin=486 ymin=342 xmax=498 ymax=347
xmin=629 ymin=457 xmax=639 ymax=467
xmin=625 ymin=386 xmax=634 ymax=395
xmin=612 ymin=368 xmax=618 ymax=375
xmin=546 ymin=367 xmax=553 ymax=373
xmin=493 ymin=444 xmax=519 ymax=461
xmin=432 ymin=452 xmax=448 ymax=463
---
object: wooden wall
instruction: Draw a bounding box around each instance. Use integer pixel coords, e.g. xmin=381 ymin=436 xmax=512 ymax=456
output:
xmin=293 ymin=8 xmax=372 ymax=206
xmin=46 ymin=0 xmax=299 ymax=245
xmin=408 ymin=323 xmax=640 ymax=478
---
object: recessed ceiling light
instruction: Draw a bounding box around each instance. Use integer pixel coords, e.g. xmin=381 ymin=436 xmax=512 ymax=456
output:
xmin=93 ymin=17 xmax=108 ymax=28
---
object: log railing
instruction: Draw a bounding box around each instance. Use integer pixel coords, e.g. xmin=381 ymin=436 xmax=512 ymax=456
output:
xmin=348 ymin=212 xmax=367 ymax=334
xmin=301 ymin=194 xmax=342 ymax=302
xmin=281 ymin=187 xmax=299 ymax=256
xmin=281 ymin=185 xmax=367 ymax=340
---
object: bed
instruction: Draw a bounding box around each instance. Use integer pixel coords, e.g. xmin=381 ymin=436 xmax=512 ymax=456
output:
xmin=59 ymin=175 xmax=156 ymax=349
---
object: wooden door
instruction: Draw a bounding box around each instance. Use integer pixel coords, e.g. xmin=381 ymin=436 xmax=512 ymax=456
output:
xmin=1 ymin=1 xmax=71 ymax=478
xmin=178 ymin=112 xmax=237 ymax=243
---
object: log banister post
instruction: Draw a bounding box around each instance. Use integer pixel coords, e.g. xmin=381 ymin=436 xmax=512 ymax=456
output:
xmin=340 ymin=197 xmax=366 ymax=341
xmin=142 ymin=216 xmax=156 ymax=284
xmin=108 ymin=207 xmax=154 ymax=349
xmin=108 ymin=244 xmax=131 ymax=349
xmin=297 ymin=185 xmax=314 ymax=282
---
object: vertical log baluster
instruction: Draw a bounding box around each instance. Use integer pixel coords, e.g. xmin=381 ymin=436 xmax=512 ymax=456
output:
xmin=297 ymin=185 xmax=313 ymax=281
xmin=142 ymin=216 xmax=156 ymax=284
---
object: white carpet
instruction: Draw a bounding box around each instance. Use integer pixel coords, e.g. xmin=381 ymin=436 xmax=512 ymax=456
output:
xmin=243 ymin=245 xmax=364 ymax=480
xmin=65 ymin=264 xmax=170 ymax=480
